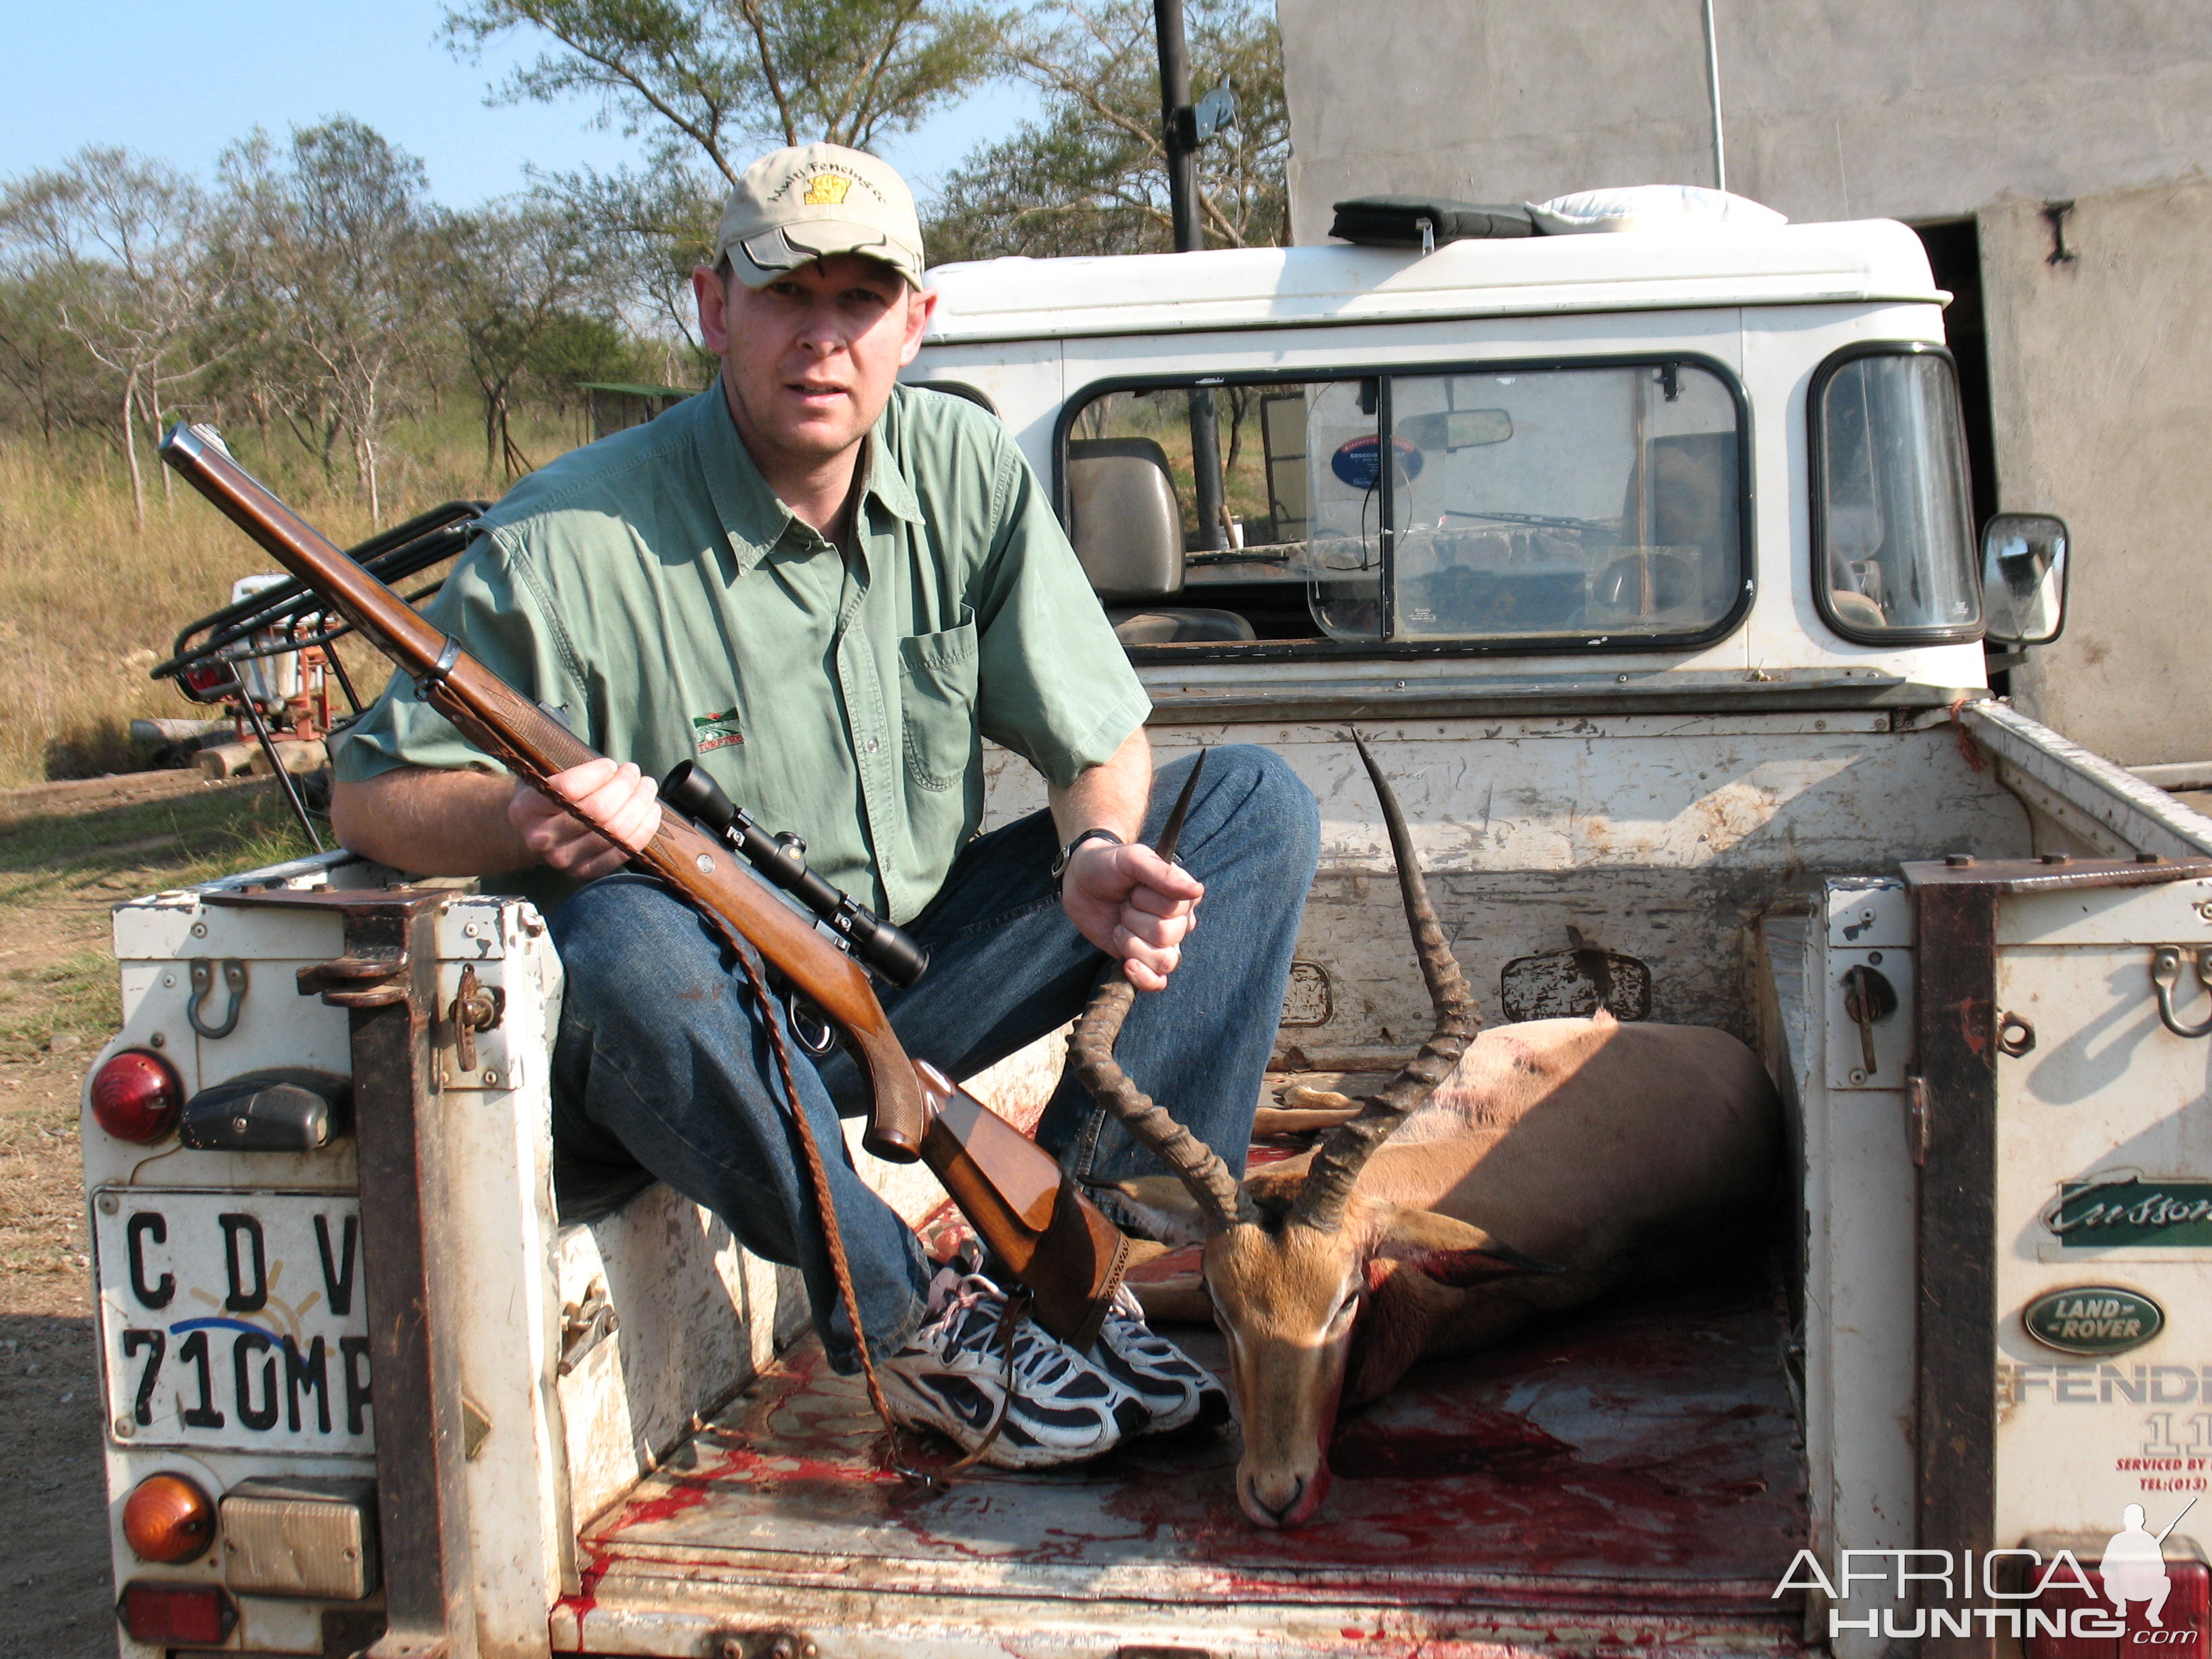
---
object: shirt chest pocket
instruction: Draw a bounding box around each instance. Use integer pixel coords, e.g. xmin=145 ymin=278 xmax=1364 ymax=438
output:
xmin=897 ymin=614 xmax=981 ymax=791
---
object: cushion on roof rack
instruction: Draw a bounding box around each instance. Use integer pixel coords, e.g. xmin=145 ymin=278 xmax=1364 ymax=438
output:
xmin=1528 ymin=186 xmax=1788 ymax=234
xmin=1329 ymin=196 xmax=1535 ymax=247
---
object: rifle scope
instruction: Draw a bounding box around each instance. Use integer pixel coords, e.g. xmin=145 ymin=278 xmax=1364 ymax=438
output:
xmin=659 ymin=762 xmax=930 ymax=989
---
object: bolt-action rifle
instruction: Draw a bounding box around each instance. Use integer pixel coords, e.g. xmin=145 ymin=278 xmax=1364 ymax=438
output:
xmin=159 ymin=422 xmax=1130 ymax=1349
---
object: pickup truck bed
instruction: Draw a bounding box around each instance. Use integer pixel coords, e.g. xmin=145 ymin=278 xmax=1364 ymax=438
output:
xmin=558 ymin=1158 xmax=1808 ymax=1659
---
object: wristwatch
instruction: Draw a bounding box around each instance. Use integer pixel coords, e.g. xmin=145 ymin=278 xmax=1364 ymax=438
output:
xmin=1051 ymin=827 xmax=1124 ymax=887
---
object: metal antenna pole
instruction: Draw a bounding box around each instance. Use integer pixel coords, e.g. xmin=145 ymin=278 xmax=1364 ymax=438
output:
xmin=1155 ymin=0 xmax=1201 ymax=251
xmin=1702 ymin=0 xmax=1727 ymax=194
xmin=1153 ymin=0 xmax=1227 ymax=548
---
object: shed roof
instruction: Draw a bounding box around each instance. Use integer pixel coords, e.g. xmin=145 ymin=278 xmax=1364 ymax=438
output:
xmin=577 ymin=381 xmax=699 ymax=398
xmin=919 ymin=218 xmax=1944 ymax=344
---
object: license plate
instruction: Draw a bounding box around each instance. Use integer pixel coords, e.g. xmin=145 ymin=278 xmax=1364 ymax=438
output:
xmin=95 ymin=1189 xmax=371 ymax=1454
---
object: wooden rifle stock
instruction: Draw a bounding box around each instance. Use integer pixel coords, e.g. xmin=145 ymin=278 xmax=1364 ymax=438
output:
xmin=157 ymin=422 xmax=1130 ymax=1345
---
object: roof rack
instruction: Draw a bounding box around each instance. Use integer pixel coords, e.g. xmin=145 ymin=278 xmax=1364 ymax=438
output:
xmin=1329 ymin=196 xmax=1535 ymax=251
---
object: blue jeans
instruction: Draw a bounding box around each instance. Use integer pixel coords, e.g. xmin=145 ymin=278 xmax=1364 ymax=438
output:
xmin=547 ymin=744 xmax=1319 ymax=1372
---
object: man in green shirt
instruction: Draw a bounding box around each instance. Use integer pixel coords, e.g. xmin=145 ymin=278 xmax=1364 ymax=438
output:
xmin=331 ymin=144 xmax=1318 ymax=1467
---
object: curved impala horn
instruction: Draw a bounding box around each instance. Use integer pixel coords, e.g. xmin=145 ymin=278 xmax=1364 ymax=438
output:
xmin=1292 ymin=736 xmax=1479 ymax=1233
xmin=1066 ymin=751 xmax=1258 ymax=1233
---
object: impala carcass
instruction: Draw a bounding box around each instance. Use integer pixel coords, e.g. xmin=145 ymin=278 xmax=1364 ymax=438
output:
xmin=1071 ymin=741 xmax=1782 ymax=1529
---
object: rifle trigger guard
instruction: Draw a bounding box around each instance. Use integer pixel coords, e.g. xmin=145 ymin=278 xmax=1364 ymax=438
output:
xmin=414 ymin=635 xmax=462 ymax=701
xmin=785 ymin=991 xmax=839 ymax=1059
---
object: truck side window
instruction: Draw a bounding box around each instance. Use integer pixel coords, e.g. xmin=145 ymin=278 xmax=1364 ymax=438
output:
xmin=1059 ymin=359 xmax=1749 ymax=653
xmin=1065 ymin=382 xmax=1380 ymax=644
xmin=1811 ymin=346 xmax=1981 ymax=642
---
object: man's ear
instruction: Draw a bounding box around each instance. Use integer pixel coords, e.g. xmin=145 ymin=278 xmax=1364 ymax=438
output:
xmin=694 ymin=264 xmax=732 ymax=356
xmin=898 ymin=285 xmax=940 ymax=367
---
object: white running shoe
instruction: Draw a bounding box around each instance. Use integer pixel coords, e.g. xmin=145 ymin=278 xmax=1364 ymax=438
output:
xmin=880 ymin=1258 xmax=1150 ymax=1469
xmin=1091 ymin=1282 xmax=1230 ymax=1435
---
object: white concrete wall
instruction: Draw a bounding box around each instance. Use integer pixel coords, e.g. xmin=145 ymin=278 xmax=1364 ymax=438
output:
xmin=1982 ymin=179 xmax=2212 ymax=765
xmin=1277 ymin=1 xmax=2212 ymax=243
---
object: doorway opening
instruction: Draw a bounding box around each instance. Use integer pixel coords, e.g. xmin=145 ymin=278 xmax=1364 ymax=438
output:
xmin=1913 ymin=218 xmax=2003 ymax=684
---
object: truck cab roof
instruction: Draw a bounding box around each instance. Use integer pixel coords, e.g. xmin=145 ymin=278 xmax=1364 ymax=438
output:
xmin=907 ymin=216 xmax=1988 ymax=716
xmin=920 ymin=218 xmax=1947 ymax=343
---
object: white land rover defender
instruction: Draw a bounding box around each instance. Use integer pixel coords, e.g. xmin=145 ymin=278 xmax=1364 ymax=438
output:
xmin=83 ymin=212 xmax=2212 ymax=1659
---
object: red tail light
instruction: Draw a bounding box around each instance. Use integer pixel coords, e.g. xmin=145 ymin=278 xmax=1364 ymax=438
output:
xmin=116 ymin=1582 xmax=234 ymax=1645
xmin=90 ymin=1050 xmax=184 ymax=1143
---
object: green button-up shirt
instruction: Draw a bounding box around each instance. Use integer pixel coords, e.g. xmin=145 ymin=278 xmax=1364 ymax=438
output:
xmin=334 ymin=383 xmax=1150 ymax=922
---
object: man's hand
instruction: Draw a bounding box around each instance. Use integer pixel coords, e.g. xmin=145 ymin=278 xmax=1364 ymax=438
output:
xmin=1061 ymin=840 xmax=1204 ymax=994
xmin=509 ymin=758 xmax=663 ymax=881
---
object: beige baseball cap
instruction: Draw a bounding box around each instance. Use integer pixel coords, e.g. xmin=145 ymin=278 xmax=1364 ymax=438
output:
xmin=716 ymin=143 xmax=925 ymax=289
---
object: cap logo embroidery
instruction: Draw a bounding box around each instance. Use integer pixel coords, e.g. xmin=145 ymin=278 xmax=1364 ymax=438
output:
xmin=692 ymin=707 xmax=745 ymax=753
xmin=802 ymin=173 xmax=853 ymax=207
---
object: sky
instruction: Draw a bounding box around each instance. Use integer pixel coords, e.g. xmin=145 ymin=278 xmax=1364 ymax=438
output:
xmin=2 ymin=1 xmax=1042 ymax=205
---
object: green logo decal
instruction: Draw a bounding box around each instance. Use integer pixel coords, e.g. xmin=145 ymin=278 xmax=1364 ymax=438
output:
xmin=2045 ymin=1177 xmax=2212 ymax=1249
xmin=2023 ymin=1286 xmax=2165 ymax=1355
xmin=692 ymin=706 xmax=743 ymax=754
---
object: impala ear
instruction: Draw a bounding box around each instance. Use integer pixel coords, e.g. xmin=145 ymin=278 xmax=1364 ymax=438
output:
xmin=1410 ymin=1241 xmax=1565 ymax=1287
xmin=1100 ymin=1176 xmax=1212 ymax=1248
xmin=1370 ymin=1205 xmax=1565 ymax=1286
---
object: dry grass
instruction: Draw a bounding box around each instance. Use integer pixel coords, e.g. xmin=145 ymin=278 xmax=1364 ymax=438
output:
xmin=0 ymin=782 xmax=313 ymax=1056
xmin=0 ymin=780 xmax=316 ymax=1305
xmin=0 ymin=409 xmax=583 ymax=787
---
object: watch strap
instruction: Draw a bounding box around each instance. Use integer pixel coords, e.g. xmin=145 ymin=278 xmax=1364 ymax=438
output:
xmin=1052 ymin=827 xmax=1124 ymax=882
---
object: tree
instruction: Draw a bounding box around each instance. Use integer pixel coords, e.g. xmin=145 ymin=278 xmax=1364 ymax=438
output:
xmin=527 ymin=309 xmax=661 ymax=398
xmin=531 ymin=161 xmax=724 ymax=349
xmin=444 ymin=0 xmax=1001 ymax=179
xmin=220 ymin=119 xmax=436 ymax=525
xmin=445 ymin=201 xmax=598 ymax=474
xmin=0 ymin=148 xmax=230 ymax=529
xmin=927 ymin=0 xmax=1288 ymax=262
xmin=0 ymin=263 xmax=104 ymax=449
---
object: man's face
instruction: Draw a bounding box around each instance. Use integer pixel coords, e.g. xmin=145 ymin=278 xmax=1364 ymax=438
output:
xmin=695 ymin=253 xmax=937 ymax=470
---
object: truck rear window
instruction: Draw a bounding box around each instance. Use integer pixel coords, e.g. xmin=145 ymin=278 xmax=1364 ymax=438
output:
xmin=1058 ymin=359 xmax=1750 ymax=655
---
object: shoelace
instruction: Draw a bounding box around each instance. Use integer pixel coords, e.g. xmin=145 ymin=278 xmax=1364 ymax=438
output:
xmin=936 ymin=1281 xmax=1034 ymax=1476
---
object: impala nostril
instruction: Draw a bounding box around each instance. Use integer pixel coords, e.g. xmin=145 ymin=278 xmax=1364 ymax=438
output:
xmin=1242 ymin=1471 xmax=1305 ymax=1526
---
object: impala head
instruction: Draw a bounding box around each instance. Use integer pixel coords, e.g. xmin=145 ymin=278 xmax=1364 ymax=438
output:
xmin=1115 ymin=1164 xmax=1546 ymax=1527
xmin=1073 ymin=739 xmax=1521 ymax=1528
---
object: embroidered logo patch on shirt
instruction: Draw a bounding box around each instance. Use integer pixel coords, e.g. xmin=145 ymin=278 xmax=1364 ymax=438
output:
xmin=691 ymin=707 xmax=745 ymax=753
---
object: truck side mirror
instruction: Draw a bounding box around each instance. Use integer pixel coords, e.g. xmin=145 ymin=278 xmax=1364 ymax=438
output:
xmin=1981 ymin=512 xmax=2069 ymax=645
